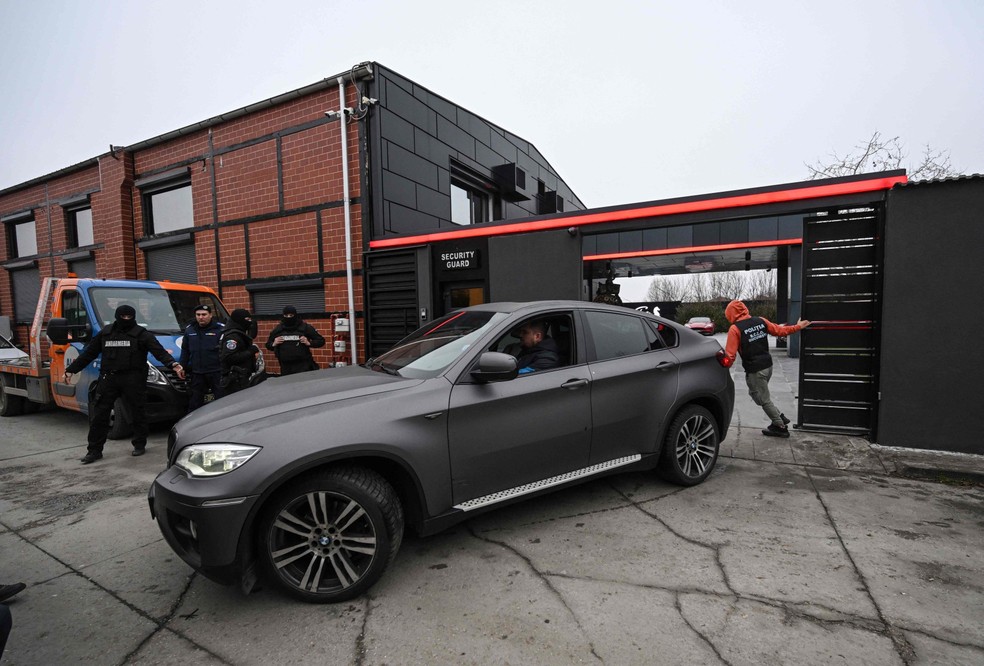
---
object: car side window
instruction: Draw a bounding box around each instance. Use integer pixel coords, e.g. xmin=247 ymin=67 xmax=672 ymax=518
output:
xmin=644 ymin=321 xmax=665 ymax=350
xmin=489 ymin=312 xmax=576 ymax=370
xmin=584 ymin=310 xmax=650 ymax=361
xmin=647 ymin=320 xmax=678 ymax=349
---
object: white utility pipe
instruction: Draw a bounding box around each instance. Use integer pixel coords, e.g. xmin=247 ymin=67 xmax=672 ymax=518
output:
xmin=336 ymin=76 xmax=358 ymax=364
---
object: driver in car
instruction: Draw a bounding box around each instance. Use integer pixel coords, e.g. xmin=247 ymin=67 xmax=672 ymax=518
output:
xmin=515 ymin=321 xmax=561 ymax=374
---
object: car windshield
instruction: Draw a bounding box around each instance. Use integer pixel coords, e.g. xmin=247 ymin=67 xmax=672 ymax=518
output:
xmin=90 ymin=287 xmax=228 ymax=334
xmin=690 ymin=317 xmax=711 ymax=323
xmin=368 ymin=310 xmax=508 ymax=379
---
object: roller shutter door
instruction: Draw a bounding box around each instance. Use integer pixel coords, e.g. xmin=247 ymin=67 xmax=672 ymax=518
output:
xmin=146 ymin=243 xmax=197 ymax=284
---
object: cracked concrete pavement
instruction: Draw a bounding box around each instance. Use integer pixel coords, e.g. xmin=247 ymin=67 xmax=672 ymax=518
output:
xmin=1 ymin=347 xmax=983 ymax=665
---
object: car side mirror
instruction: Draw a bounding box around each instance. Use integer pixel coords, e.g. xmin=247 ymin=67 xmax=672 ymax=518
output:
xmin=470 ymin=352 xmax=519 ymax=383
xmin=47 ymin=318 xmax=70 ymax=345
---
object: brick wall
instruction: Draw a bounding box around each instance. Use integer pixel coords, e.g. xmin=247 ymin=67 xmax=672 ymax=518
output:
xmin=1 ymin=82 xmax=366 ymax=366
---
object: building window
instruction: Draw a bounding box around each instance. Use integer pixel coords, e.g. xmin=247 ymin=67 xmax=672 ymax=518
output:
xmin=67 ymin=206 xmax=94 ymax=247
xmin=450 ymin=182 xmax=489 ymax=226
xmin=144 ymin=182 xmax=193 ymax=235
xmin=6 ymin=217 xmax=37 ymax=258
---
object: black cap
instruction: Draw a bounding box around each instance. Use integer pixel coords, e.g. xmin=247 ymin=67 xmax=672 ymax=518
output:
xmin=282 ymin=305 xmax=297 ymax=316
xmin=231 ymin=308 xmax=251 ymax=325
xmin=194 ymin=304 xmax=212 ymax=313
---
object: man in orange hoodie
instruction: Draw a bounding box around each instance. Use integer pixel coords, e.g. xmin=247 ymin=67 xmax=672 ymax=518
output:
xmin=723 ymin=300 xmax=811 ymax=438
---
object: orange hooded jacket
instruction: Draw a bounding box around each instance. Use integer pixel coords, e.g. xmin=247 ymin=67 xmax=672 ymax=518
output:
xmin=723 ymin=300 xmax=806 ymax=365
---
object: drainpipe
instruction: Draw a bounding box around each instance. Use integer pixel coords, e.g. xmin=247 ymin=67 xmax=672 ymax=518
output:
xmin=336 ymin=76 xmax=358 ymax=364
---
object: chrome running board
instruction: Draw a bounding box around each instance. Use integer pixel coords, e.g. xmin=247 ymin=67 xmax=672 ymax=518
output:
xmin=453 ymin=454 xmax=642 ymax=512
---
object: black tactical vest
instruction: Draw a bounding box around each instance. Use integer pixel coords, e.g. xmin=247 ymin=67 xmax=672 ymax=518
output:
xmin=100 ymin=325 xmax=146 ymax=372
xmin=736 ymin=317 xmax=772 ymax=373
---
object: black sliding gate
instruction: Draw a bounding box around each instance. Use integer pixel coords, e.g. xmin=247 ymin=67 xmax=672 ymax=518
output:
xmin=798 ymin=205 xmax=883 ymax=438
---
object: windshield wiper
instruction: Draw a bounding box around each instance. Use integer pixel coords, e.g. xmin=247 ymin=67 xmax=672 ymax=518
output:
xmin=366 ymin=358 xmax=400 ymax=376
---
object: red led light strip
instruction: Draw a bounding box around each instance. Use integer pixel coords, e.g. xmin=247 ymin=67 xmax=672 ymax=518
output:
xmin=369 ymin=175 xmax=906 ymax=249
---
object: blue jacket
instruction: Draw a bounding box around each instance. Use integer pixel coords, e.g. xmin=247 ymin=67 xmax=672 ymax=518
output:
xmin=179 ymin=320 xmax=224 ymax=373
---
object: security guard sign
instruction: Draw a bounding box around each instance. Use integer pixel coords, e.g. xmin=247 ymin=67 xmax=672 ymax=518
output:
xmin=440 ymin=250 xmax=481 ymax=270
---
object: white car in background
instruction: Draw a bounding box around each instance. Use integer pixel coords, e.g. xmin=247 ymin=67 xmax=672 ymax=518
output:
xmin=0 ymin=332 xmax=28 ymax=363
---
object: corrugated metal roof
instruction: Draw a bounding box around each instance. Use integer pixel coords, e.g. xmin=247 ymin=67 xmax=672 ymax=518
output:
xmin=895 ymin=173 xmax=984 ymax=187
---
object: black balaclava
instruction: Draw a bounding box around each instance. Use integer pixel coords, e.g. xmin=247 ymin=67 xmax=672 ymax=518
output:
xmin=231 ymin=308 xmax=257 ymax=339
xmin=115 ymin=304 xmax=137 ymax=331
xmin=281 ymin=305 xmax=298 ymax=330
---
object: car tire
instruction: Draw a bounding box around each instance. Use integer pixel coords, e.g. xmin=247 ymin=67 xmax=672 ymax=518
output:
xmin=106 ymin=396 xmax=133 ymax=440
xmin=657 ymin=404 xmax=720 ymax=486
xmin=258 ymin=466 xmax=404 ymax=603
xmin=0 ymin=383 xmax=26 ymax=417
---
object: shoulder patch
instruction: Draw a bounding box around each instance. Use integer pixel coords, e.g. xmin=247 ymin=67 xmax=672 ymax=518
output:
xmin=225 ymin=339 xmax=239 ymax=350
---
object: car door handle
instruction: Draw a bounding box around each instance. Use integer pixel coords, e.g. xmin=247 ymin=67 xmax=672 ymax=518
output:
xmin=53 ymin=348 xmax=65 ymax=354
xmin=561 ymin=378 xmax=589 ymax=389
xmin=655 ymin=361 xmax=676 ymax=371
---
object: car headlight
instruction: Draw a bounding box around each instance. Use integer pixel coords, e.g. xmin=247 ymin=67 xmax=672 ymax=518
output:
xmin=175 ymin=443 xmax=260 ymax=477
xmin=147 ymin=362 xmax=168 ymax=386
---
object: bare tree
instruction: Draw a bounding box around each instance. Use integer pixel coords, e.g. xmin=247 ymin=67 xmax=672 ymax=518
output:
xmin=645 ymin=276 xmax=687 ymax=302
xmin=710 ymin=271 xmax=748 ymax=301
xmin=746 ymin=270 xmax=777 ymax=300
xmin=686 ymin=273 xmax=713 ymax=303
xmin=806 ymin=131 xmax=958 ymax=181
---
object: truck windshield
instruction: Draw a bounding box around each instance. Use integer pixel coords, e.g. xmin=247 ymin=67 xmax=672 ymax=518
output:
xmin=90 ymin=288 xmax=228 ymax=334
xmin=165 ymin=289 xmax=229 ymax=329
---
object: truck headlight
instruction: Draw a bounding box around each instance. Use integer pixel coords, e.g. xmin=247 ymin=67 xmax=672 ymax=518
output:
xmin=147 ymin=362 xmax=168 ymax=386
xmin=175 ymin=444 xmax=260 ymax=477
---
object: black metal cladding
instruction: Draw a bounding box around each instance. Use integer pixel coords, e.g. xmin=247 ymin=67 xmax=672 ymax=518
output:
xmin=798 ymin=205 xmax=882 ymax=436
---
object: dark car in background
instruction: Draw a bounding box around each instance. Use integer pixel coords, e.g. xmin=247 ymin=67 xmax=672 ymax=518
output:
xmin=685 ymin=316 xmax=716 ymax=336
xmin=149 ymin=301 xmax=734 ymax=603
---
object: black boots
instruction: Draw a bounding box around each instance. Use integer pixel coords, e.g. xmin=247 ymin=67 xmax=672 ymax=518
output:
xmin=80 ymin=452 xmax=103 ymax=464
xmin=762 ymin=423 xmax=790 ymax=438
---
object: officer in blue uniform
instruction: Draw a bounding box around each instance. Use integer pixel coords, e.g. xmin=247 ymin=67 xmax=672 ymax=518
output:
xmin=179 ymin=304 xmax=225 ymax=411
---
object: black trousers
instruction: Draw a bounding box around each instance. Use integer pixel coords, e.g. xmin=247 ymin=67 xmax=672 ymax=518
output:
xmin=188 ymin=371 xmax=225 ymax=411
xmin=88 ymin=370 xmax=147 ymax=453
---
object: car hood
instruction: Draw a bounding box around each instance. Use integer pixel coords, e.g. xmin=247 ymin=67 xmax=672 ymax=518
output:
xmin=174 ymin=365 xmax=422 ymax=443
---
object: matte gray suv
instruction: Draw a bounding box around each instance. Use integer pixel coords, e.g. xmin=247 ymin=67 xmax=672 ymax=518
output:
xmin=149 ymin=301 xmax=734 ymax=603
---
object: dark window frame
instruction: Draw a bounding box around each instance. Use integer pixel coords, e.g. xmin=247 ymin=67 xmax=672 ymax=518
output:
xmin=65 ymin=203 xmax=94 ymax=248
xmin=139 ymin=172 xmax=193 ymax=236
xmin=5 ymin=215 xmax=37 ymax=259
xmin=449 ymin=161 xmax=501 ymax=225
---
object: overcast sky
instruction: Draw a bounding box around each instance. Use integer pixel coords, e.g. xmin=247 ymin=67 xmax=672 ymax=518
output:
xmin=2 ymin=0 xmax=981 ymax=212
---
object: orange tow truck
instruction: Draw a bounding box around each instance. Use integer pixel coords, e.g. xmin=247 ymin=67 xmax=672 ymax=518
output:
xmin=0 ymin=277 xmax=242 ymax=437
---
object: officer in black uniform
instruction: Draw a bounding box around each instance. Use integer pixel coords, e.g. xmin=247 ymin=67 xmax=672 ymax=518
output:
xmin=220 ymin=308 xmax=259 ymax=394
xmin=64 ymin=304 xmax=184 ymax=464
xmin=179 ymin=304 xmax=225 ymax=411
xmin=265 ymin=305 xmax=326 ymax=376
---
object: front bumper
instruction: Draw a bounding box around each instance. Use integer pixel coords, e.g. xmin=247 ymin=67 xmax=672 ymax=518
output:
xmin=149 ymin=465 xmax=259 ymax=585
xmin=144 ymin=382 xmax=189 ymax=424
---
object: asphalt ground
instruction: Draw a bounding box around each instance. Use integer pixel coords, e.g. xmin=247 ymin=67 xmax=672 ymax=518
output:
xmin=1 ymin=345 xmax=983 ymax=665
